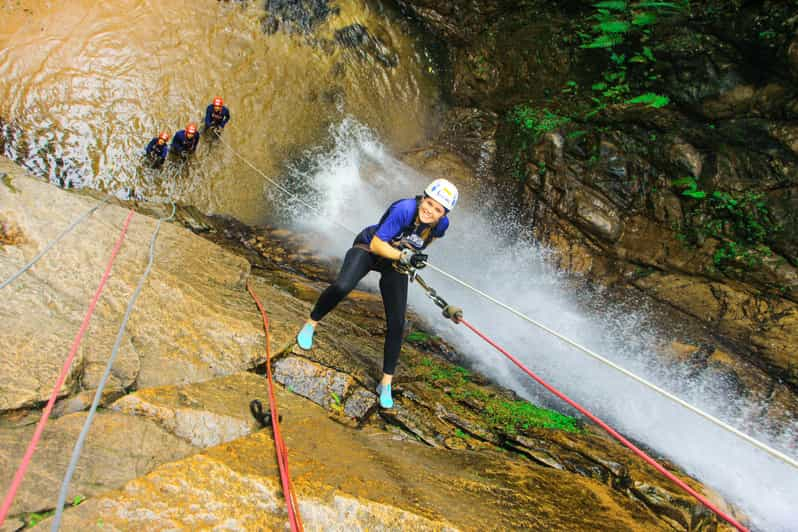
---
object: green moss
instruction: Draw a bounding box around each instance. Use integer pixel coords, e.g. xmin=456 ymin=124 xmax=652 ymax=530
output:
xmin=485 ymin=399 xmax=581 ymax=434
xmin=418 ymin=356 xmax=581 ymax=434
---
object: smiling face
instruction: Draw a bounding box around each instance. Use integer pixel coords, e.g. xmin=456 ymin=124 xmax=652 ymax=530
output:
xmin=418 ymin=196 xmax=446 ymax=224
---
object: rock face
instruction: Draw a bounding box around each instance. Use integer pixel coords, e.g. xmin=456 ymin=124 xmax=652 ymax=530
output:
xmin=36 ymin=387 xmax=672 ymax=532
xmin=0 ymin=411 xmax=196 ymax=517
xmin=395 ymin=0 xmax=798 ymax=389
xmin=0 ymin=158 xmax=269 ymax=412
xmin=0 ymin=162 xmax=739 ymax=530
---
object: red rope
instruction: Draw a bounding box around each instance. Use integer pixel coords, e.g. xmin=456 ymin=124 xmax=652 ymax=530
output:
xmin=458 ymin=317 xmax=748 ymax=532
xmin=246 ymin=280 xmax=303 ymax=532
xmin=0 ymin=209 xmax=135 ymax=526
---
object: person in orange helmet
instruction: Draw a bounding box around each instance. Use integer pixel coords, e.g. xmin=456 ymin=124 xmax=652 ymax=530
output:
xmin=204 ymin=96 xmax=230 ymax=136
xmin=171 ymin=122 xmax=200 ymax=157
xmin=145 ymin=131 xmax=170 ymax=168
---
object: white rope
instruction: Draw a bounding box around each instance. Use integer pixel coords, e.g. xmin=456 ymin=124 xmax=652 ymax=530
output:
xmin=425 ymin=262 xmax=798 ymax=469
xmin=220 ymin=131 xmax=798 ymax=470
xmin=0 ymin=197 xmax=112 ymax=289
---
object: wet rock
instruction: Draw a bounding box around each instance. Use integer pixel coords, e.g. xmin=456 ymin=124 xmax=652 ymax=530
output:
xmin=0 ymin=168 xmax=295 ymax=412
xmin=343 ymin=386 xmax=377 ymax=419
xmin=570 ymin=188 xmax=622 ymax=243
xmin=0 ymin=411 xmax=196 ymax=517
xmin=0 ymin=517 xmax=24 ymax=532
xmin=110 ymin=373 xmax=269 ymax=447
xmin=262 ymin=0 xmax=338 ymax=34
xmin=768 ymin=123 xmax=798 ymax=157
xmin=667 ymin=139 xmax=703 ymax=178
xmin=0 ymin=158 xmax=746 ymax=529
xmin=435 ymin=107 xmax=499 ymax=178
xmin=335 ymin=24 xmax=398 ymax=68
xmin=272 ymin=355 xmax=375 ymax=420
xmin=33 ymin=386 xmax=671 ymax=532
xmin=789 ymin=36 xmax=798 ymax=77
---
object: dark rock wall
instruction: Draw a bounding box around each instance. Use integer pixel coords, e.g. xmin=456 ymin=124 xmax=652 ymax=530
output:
xmin=393 ymin=0 xmax=798 ymax=387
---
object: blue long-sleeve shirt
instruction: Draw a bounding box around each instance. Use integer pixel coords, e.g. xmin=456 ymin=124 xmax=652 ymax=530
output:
xmin=356 ymin=197 xmax=449 ymax=251
xmin=171 ymin=129 xmax=200 ymax=155
xmin=205 ymin=105 xmax=230 ymax=129
xmin=145 ymin=138 xmax=169 ymax=161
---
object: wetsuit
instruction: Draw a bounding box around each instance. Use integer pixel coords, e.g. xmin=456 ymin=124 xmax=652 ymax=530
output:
xmin=204 ymin=105 xmax=230 ymax=130
xmin=310 ymin=197 xmax=449 ymax=375
xmin=170 ymin=129 xmax=200 ymax=157
xmin=145 ymin=138 xmax=169 ymax=167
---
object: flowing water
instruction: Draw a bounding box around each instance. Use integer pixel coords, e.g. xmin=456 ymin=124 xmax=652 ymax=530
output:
xmin=288 ymin=120 xmax=798 ymax=532
xmin=0 ymin=0 xmax=439 ymax=223
xmin=2 ymin=1 xmax=797 ymax=530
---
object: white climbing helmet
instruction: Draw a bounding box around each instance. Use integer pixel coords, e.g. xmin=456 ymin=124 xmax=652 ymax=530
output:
xmin=424 ymin=178 xmax=458 ymax=211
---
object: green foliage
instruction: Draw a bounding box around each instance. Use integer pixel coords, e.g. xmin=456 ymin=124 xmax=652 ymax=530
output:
xmin=1 ymin=173 xmax=18 ymax=193
xmin=595 ymin=20 xmax=631 ymax=33
xmin=511 ymin=106 xmax=571 ymax=138
xmin=330 ymin=391 xmax=342 ymax=406
xmin=635 ymin=1 xmax=685 ymax=9
xmin=454 ymin=428 xmax=470 ymax=439
xmin=505 ymin=106 xmax=570 ymax=181
xmin=593 ymin=1 xmax=628 ymax=9
xmin=632 ymin=11 xmax=658 ymax=25
xmin=26 ymin=510 xmax=55 ymax=527
xmin=672 ymin=183 xmax=781 ymax=269
xmin=578 ymin=0 xmax=688 ymax=117
xmin=329 ymin=391 xmax=344 ymax=415
xmin=671 ymin=176 xmax=706 ymax=198
xmin=72 ymin=495 xmax=86 ymax=506
xmin=626 ymin=92 xmax=670 ymax=108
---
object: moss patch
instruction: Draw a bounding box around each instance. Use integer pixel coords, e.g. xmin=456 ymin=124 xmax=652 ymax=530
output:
xmin=417 ymin=356 xmax=581 ymax=434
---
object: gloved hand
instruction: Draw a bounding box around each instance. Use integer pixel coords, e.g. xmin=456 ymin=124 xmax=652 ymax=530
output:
xmin=399 ymin=248 xmax=428 ymax=269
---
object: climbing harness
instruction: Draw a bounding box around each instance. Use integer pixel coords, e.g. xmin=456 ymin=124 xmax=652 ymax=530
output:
xmin=0 ymin=209 xmax=135 ymax=526
xmin=411 ymin=275 xmax=749 ymax=532
xmin=247 ymin=280 xmax=304 ymax=532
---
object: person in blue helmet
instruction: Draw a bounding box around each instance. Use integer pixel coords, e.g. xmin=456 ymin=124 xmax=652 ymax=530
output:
xmin=171 ymin=122 xmax=200 ymax=158
xmin=296 ymin=179 xmax=459 ymax=409
xmin=204 ymin=96 xmax=230 ymax=136
xmin=145 ymin=131 xmax=170 ymax=168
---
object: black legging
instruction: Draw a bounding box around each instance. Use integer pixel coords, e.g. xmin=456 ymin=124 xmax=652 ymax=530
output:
xmin=310 ymin=246 xmax=408 ymax=375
